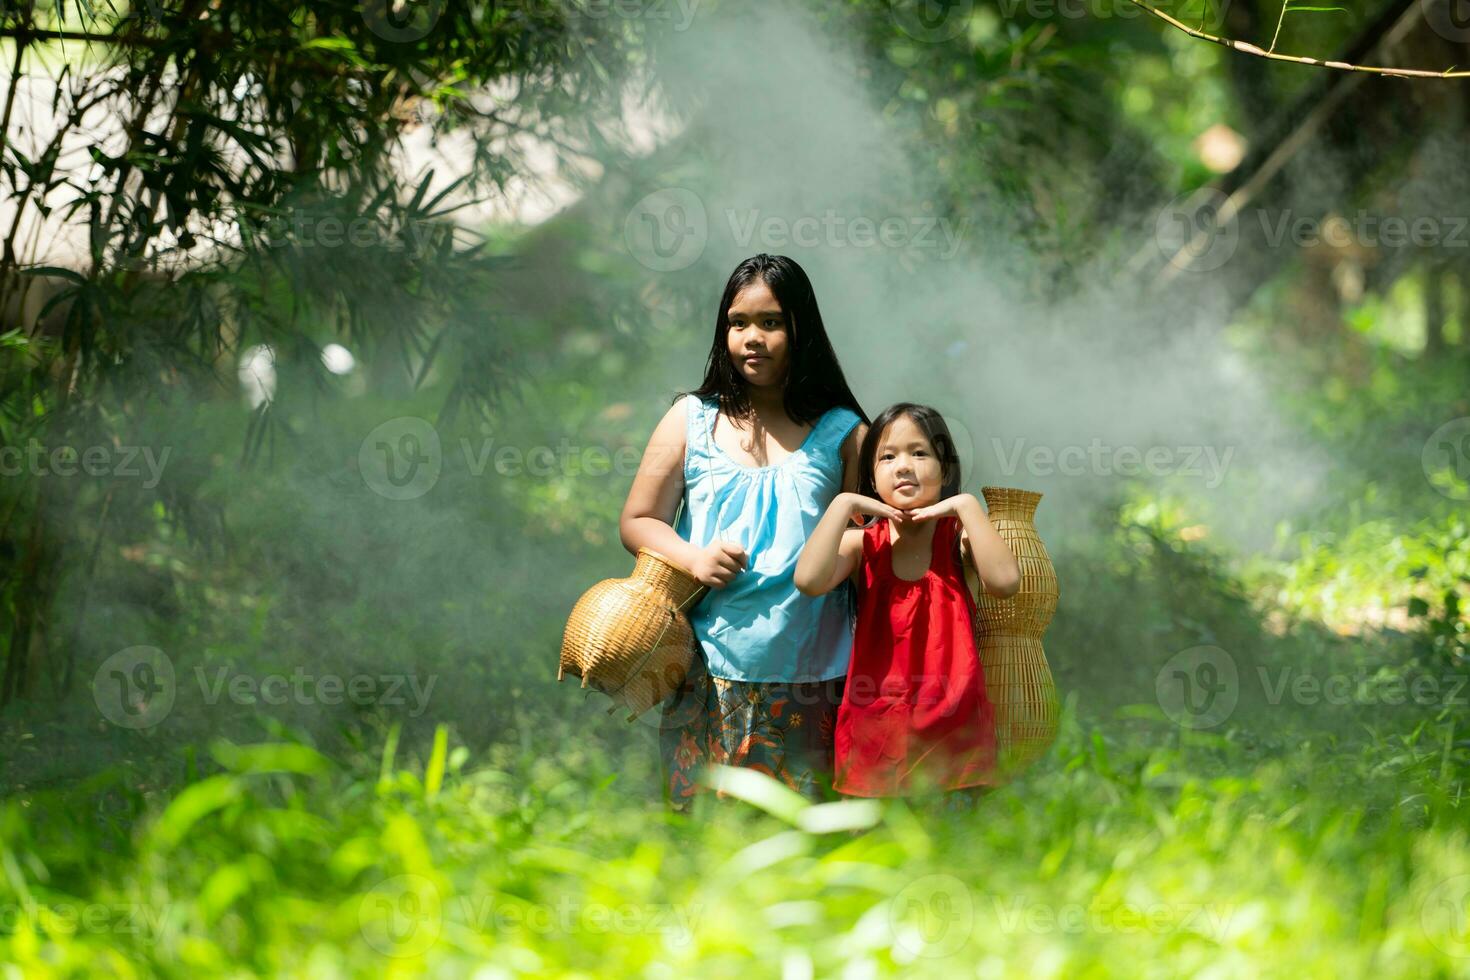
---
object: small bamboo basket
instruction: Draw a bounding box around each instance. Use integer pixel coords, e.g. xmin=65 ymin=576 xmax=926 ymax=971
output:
xmin=962 ymin=486 xmax=1061 ymax=779
xmin=559 ymin=548 xmax=709 ymax=721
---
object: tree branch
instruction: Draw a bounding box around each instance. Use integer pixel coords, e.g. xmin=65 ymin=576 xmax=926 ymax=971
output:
xmin=1125 ymin=0 xmax=1470 ymax=79
xmin=0 ymin=26 xmax=164 ymax=48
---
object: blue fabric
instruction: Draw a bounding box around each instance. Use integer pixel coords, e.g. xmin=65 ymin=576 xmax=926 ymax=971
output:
xmin=675 ymin=394 xmax=862 ymax=683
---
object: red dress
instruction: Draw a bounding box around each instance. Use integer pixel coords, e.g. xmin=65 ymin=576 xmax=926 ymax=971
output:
xmin=833 ymin=514 xmax=998 ymax=796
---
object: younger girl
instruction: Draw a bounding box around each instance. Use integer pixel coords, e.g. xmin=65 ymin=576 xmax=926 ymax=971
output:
xmin=794 ymin=403 xmax=1022 ymax=798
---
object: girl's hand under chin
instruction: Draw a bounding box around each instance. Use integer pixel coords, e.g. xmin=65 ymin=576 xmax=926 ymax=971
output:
xmin=904 ymin=492 xmax=981 ymax=523
xmin=841 ymin=492 xmax=910 ymax=524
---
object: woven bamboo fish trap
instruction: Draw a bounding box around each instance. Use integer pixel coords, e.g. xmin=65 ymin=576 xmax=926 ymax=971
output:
xmin=962 ymin=486 xmax=1061 ymax=780
xmin=559 ymin=548 xmax=708 ymax=721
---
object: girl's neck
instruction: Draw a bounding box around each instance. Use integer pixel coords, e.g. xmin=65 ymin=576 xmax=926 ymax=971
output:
xmin=888 ymin=515 xmax=937 ymax=543
xmin=742 ymin=384 xmax=786 ymax=419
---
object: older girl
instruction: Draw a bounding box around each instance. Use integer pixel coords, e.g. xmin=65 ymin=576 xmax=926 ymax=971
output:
xmin=619 ymin=254 xmax=868 ymax=811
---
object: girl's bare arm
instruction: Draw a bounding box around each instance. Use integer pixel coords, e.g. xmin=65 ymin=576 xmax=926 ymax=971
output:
xmin=955 ymin=497 xmax=1022 ymax=598
xmin=618 ymin=400 xmax=703 ymax=573
xmin=789 ymin=420 xmax=871 ymax=595
xmin=795 ymin=495 xmax=866 ymax=596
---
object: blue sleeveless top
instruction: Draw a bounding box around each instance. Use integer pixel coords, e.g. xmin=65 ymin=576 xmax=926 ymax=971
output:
xmin=676 ymin=394 xmax=863 ymax=683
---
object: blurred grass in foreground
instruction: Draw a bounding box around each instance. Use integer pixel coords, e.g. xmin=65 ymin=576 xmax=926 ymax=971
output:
xmin=3 ymin=660 xmax=1467 ymax=978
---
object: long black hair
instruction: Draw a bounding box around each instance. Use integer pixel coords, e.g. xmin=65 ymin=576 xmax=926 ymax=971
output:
xmin=677 ymin=254 xmax=867 ymax=427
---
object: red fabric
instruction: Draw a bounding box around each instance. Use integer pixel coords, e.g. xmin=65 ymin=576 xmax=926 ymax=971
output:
xmin=834 ymin=514 xmax=998 ymax=796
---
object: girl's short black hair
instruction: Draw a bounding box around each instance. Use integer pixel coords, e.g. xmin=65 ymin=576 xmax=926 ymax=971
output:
xmin=855 ymin=402 xmax=965 ymax=520
xmin=847 ymin=403 xmax=970 ymax=621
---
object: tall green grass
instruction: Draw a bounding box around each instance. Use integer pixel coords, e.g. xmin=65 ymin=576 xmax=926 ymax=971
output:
xmin=4 ymin=656 xmax=1467 ymax=979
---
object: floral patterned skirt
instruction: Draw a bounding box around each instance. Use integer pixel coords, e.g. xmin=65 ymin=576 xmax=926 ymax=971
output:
xmin=659 ymin=649 xmax=845 ymax=812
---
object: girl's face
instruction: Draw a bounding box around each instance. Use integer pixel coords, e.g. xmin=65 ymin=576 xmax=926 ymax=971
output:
xmin=725 ymin=281 xmax=790 ymax=389
xmin=874 ymin=414 xmax=943 ymax=510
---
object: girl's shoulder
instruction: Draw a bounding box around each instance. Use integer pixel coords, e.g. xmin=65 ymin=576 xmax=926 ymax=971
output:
xmin=810 ymin=403 xmax=862 ymax=452
xmin=822 ymin=403 xmax=862 ymax=429
xmin=858 ymin=515 xmax=887 ymax=546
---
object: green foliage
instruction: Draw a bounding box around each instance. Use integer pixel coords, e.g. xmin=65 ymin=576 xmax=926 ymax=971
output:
xmin=0 ymin=0 xmax=664 ymax=699
xmin=2 ymin=1 xmax=1468 ymax=974
xmin=2 ymin=685 xmax=1466 ymax=976
xmin=1248 ymin=512 xmax=1470 ymax=664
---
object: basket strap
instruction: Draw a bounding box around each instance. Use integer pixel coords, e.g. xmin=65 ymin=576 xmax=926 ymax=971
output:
xmin=685 ymin=394 xmax=711 ymax=464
